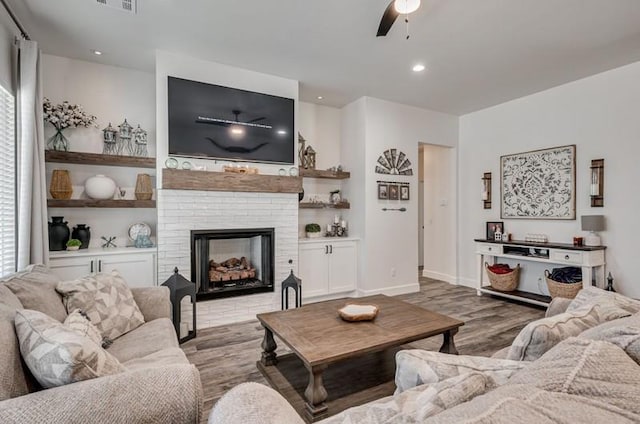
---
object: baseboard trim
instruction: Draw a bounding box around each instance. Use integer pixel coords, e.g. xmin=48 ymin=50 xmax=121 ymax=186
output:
xmin=456 ymin=277 xmax=477 ymax=289
xmin=357 ymin=283 xmax=420 ymax=297
xmin=422 ymin=270 xmax=457 ymax=285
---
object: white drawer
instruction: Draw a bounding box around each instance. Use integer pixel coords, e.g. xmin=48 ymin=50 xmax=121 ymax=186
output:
xmin=478 ymin=244 xmax=503 ymax=255
xmin=550 ymin=250 xmax=583 ymax=265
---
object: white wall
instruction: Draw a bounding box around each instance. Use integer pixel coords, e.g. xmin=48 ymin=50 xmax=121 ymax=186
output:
xmin=42 ymin=55 xmax=157 ymax=248
xmin=459 ymin=60 xmax=640 ymax=297
xmin=422 ymin=144 xmax=457 ymax=283
xmin=341 ymin=97 xmax=458 ymax=295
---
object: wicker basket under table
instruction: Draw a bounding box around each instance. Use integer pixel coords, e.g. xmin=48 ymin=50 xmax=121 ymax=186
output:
xmin=485 ymin=263 xmax=520 ymax=292
xmin=545 ymin=270 xmax=582 ymax=299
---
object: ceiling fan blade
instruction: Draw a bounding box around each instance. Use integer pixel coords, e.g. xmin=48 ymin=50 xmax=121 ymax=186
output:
xmin=377 ymin=1 xmax=399 ymax=37
xmin=248 ymin=117 xmax=266 ymax=123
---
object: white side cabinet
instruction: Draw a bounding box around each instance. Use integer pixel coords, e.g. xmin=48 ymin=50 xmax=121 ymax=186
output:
xmin=49 ymin=247 xmax=157 ymax=287
xmin=298 ymin=238 xmax=358 ymax=300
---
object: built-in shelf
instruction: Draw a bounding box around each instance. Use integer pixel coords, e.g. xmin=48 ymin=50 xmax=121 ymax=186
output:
xmin=162 ymin=168 xmax=302 ymax=194
xmin=299 ymin=168 xmax=350 ymax=179
xmin=299 ymin=201 xmax=350 ymax=209
xmin=45 ymin=151 xmax=156 ymax=169
xmin=47 ymin=199 xmax=156 ymax=208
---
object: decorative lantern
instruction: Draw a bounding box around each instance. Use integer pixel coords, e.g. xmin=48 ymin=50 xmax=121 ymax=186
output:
xmin=132 ymin=125 xmax=148 ymax=157
xmin=281 ymin=261 xmax=302 ymax=310
xmin=102 ymin=123 xmax=118 ymax=155
xmin=304 ymin=145 xmax=316 ymax=170
xmin=117 ymin=119 xmax=133 ymax=156
xmin=298 ymin=133 xmax=307 ymax=167
xmin=162 ymin=267 xmax=197 ymax=343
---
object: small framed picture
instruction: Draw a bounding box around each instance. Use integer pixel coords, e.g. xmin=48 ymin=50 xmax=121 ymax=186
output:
xmin=486 ymin=221 xmax=504 ymax=240
xmin=378 ymin=183 xmax=389 ymax=200
xmin=400 ymin=185 xmax=410 ymax=201
xmin=389 ymin=184 xmax=399 ymax=200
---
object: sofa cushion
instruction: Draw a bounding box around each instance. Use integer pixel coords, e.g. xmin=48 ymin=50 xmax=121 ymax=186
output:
xmin=2 ymin=264 xmax=67 ymax=322
xmin=107 ymin=317 xmax=178 ymax=363
xmin=578 ymin=313 xmax=640 ymax=364
xmin=14 ymin=309 xmax=125 ymax=389
xmin=506 ymin=301 xmax=630 ymax=361
xmin=123 ymin=347 xmax=189 ymax=371
xmin=0 ymin=304 xmax=36 ymax=400
xmin=0 ymin=285 xmax=23 ymax=309
xmin=568 ymin=286 xmax=640 ymax=315
xmin=64 ymin=309 xmax=106 ymax=348
xmin=507 ymin=337 xmax=640 ymax=415
xmin=56 ymin=271 xmax=145 ymax=340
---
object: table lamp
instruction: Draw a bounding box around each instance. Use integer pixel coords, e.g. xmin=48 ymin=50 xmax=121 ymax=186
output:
xmin=581 ymin=215 xmax=605 ymax=246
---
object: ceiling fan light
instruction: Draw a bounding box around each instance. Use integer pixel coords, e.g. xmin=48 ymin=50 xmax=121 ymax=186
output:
xmin=394 ymin=0 xmax=420 ymax=15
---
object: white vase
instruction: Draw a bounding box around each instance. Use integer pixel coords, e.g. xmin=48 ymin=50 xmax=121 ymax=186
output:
xmin=84 ymin=175 xmax=116 ymax=200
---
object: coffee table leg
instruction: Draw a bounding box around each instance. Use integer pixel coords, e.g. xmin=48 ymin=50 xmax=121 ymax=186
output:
xmin=439 ymin=328 xmax=459 ymax=355
xmin=304 ymin=365 xmax=328 ymax=422
xmin=260 ymin=327 xmax=278 ymax=366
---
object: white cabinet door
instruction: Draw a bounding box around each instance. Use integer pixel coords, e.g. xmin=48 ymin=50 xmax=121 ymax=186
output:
xmin=98 ymin=252 xmax=156 ymax=287
xmin=49 ymin=256 xmax=93 ymax=281
xmin=299 ymin=243 xmax=330 ymax=298
xmin=328 ymin=241 xmax=358 ymax=293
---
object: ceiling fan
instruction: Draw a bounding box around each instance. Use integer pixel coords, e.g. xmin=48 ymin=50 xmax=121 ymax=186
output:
xmin=377 ymin=0 xmax=421 ymax=38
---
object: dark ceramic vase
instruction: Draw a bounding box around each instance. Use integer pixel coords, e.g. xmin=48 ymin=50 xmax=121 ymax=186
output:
xmin=72 ymin=224 xmax=91 ymax=249
xmin=48 ymin=217 xmax=70 ymax=251
xmin=298 ymin=187 xmax=304 ymax=202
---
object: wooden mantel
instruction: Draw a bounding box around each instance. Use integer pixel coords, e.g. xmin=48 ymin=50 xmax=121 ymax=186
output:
xmin=162 ymin=169 xmax=303 ymax=194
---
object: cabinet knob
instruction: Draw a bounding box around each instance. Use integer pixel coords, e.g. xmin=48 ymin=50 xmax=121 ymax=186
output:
xmin=565 ymin=255 xmax=570 ymax=260
xmin=488 ymin=247 xmax=492 ymax=251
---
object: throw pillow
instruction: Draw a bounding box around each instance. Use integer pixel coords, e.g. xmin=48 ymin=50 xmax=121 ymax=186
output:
xmin=578 ymin=313 xmax=640 ymax=364
xmin=2 ymin=264 xmax=67 ymax=322
xmin=64 ymin=309 xmax=113 ymax=348
xmin=0 ymin=304 xmax=37 ymax=400
xmin=0 ymin=284 xmax=23 ymax=309
xmin=506 ymin=301 xmax=630 ymax=361
xmin=568 ymin=286 xmax=640 ymax=315
xmin=14 ymin=309 xmax=125 ymax=389
xmin=56 ymin=271 xmax=145 ymax=340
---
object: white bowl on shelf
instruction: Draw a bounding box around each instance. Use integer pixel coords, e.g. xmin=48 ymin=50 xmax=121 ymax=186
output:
xmin=84 ymin=175 xmax=116 ymax=200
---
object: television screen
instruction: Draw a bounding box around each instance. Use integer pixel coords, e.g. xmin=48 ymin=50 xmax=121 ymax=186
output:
xmin=168 ymin=77 xmax=295 ymax=164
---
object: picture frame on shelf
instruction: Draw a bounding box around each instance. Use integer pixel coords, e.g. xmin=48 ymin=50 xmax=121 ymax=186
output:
xmin=378 ymin=183 xmax=389 ymax=200
xmin=400 ymin=185 xmax=410 ymax=201
xmin=389 ymin=184 xmax=399 ymax=200
xmin=486 ymin=222 xmax=504 ymax=240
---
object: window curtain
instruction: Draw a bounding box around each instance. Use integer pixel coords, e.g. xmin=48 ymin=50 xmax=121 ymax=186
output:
xmin=16 ymin=39 xmax=47 ymax=269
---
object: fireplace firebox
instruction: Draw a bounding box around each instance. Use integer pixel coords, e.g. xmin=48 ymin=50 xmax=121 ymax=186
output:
xmin=191 ymin=228 xmax=275 ymax=301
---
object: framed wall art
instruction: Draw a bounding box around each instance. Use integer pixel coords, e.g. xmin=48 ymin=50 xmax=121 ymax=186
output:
xmin=388 ymin=184 xmax=399 ymax=200
xmin=378 ymin=183 xmax=389 ymax=200
xmin=400 ymin=185 xmax=410 ymax=201
xmin=486 ymin=222 xmax=504 ymax=240
xmin=501 ymin=145 xmax=576 ymax=220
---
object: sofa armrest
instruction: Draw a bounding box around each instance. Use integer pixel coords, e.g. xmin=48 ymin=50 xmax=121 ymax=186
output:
xmin=0 ymin=364 xmax=202 ymax=424
xmin=209 ymin=383 xmax=303 ymax=424
xmin=545 ymin=297 xmax=572 ymax=318
xmin=131 ymin=286 xmax=172 ymax=321
xmin=395 ymin=349 xmax=527 ymax=394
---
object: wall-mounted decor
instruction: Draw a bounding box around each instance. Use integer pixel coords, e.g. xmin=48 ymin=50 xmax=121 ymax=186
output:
xmin=481 ymin=172 xmax=492 ymax=209
xmin=375 ymin=149 xmax=413 ymax=175
xmin=400 ymin=185 xmax=410 ymax=201
xmin=590 ymin=159 xmax=604 ymax=207
xmin=501 ymin=145 xmax=576 ymax=220
xmin=389 ymin=184 xmax=399 ymax=200
xmin=486 ymin=222 xmax=504 ymax=240
xmin=378 ymin=183 xmax=389 ymax=200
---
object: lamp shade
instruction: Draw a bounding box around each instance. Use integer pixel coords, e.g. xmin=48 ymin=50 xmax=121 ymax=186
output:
xmin=581 ymin=215 xmax=605 ymax=232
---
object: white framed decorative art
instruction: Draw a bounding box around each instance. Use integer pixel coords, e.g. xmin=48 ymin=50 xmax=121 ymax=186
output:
xmin=501 ymin=145 xmax=576 ymax=220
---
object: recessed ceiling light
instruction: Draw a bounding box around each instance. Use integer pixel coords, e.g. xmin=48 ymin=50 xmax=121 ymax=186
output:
xmin=277 ymin=130 xmax=287 ymax=135
xmin=394 ymin=0 xmax=421 ymax=14
xmin=92 ymin=50 xmax=103 ymax=56
xmin=412 ymin=64 xmax=426 ymax=72
xmin=317 ymin=96 xmax=323 ymax=100
xmin=230 ymin=127 xmax=244 ymax=135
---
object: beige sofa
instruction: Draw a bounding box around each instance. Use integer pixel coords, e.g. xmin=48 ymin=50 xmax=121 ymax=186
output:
xmin=0 ymin=265 xmax=203 ymax=424
xmin=210 ymin=288 xmax=640 ymax=423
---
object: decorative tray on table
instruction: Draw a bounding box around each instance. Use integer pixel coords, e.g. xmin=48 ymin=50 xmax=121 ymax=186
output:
xmin=338 ymin=304 xmax=379 ymax=322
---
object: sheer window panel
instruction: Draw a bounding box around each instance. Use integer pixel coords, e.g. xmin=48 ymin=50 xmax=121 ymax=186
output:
xmin=0 ymin=84 xmax=16 ymax=277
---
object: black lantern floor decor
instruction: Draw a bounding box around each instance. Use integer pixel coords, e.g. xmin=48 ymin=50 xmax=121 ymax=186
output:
xmin=162 ymin=267 xmax=196 ymax=343
xmin=281 ymin=261 xmax=302 ymax=310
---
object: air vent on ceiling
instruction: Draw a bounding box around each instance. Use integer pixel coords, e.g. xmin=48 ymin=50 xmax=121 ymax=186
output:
xmin=96 ymin=0 xmax=137 ymax=14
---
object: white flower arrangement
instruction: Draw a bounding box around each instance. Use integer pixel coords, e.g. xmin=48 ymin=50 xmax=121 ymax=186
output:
xmin=43 ymin=98 xmax=98 ymax=130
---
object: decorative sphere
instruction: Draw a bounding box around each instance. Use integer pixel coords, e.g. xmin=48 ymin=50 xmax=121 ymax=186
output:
xmin=84 ymin=175 xmax=116 ymax=200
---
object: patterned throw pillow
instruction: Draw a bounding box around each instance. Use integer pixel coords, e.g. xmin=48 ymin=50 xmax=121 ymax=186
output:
xmin=14 ymin=309 xmax=125 ymax=389
xmin=56 ymin=271 xmax=145 ymax=340
xmin=64 ymin=309 xmax=112 ymax=348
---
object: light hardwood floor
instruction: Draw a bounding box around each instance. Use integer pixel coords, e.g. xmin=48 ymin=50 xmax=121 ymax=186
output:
xmin=182 ymin=278 xmax=545 ymax=421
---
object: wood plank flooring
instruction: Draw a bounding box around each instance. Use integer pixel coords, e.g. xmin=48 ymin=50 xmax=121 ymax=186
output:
xmin=182 ymin=278 xmax=545 ymax=422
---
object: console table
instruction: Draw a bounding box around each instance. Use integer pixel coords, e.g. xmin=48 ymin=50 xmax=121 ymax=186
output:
xmin=474 ymin=239 xmax=606 ymax=307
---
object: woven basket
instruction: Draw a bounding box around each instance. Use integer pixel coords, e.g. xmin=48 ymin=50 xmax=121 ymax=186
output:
xmin=545 ymin=270 xmax=582 ymax=299
xmin=485 ymin=263 xmax=520 ymax=292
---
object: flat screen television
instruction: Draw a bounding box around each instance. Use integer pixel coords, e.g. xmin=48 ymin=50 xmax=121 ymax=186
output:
xmin=168 ymin=77 xmax=295 ymax=164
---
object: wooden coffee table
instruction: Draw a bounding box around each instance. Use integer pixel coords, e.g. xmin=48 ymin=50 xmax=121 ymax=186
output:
xmin=256 ymin=294 xmax=464 ymax=422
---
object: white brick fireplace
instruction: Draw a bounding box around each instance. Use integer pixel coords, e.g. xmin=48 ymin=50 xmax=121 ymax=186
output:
xmin=157 ymin=189 xmax=298 ymax=328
